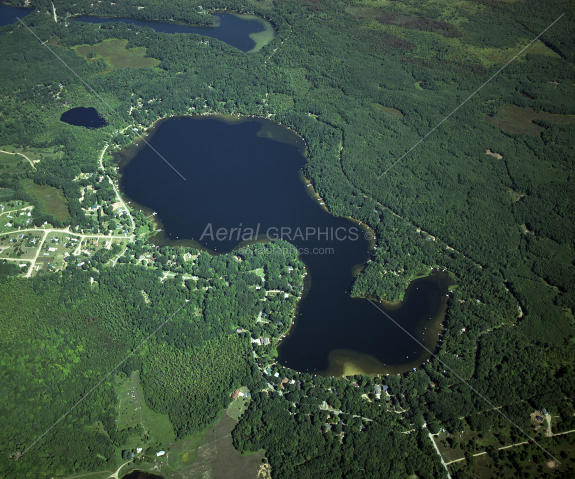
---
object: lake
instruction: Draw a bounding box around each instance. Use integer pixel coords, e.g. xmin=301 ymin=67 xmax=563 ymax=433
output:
xmin=0 ymin=3 xmax=32 ymax=26
xmin=60 ymin=106 xmax=108 ymax=128
xmin=121 ymin=471 xmax=163 ymax=479
xmin=118 ymin=116 xmax=449 ymax=376
xmin=75 ymin=13 xmax=274 ymax=53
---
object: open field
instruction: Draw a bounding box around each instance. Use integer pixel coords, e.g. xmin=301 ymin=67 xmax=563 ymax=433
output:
xmin=0 ymin=150 xmax=31 ymax=174
xmin=0 ymin=144 xmax=63 ymax=162
xmin=116 ymin=371 xmax=175 ymax=447
xmin=23 ymin=180 xmax=70 ymax=221
xmin=485 ymin=104 xmax=575 ymax=136
xmin=0 ymin=144 xmax=62 ymax=172
xmin=75 ymin=39 xmax=161 ymax=72
xmin=182 ymin=413 xmax=265 ymax=479
xmin=119 ymin=408 xmax=265 ymax=479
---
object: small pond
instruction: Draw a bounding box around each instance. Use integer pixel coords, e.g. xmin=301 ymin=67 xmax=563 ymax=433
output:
xmin=121 ymin=470 xmax=163 ymax=479
xmin=60 ymin=107 xmax=108 ymax=128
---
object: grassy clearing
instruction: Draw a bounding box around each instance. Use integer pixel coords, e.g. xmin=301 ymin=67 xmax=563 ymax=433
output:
xmin=485 ymin=104 xmax=575 ymax=136
xmin=373 ymin=103 xmax=404 ymax=119
xmin=115 ymin=371 xmax=175 ymax=447
xmin=75 ymin=39 xmax=161 ymax=72
xmin=23 ymin=180 xmax=69 ymax=221
xmin=461 ymin=40 xmax=559 ymax=66
xmin=0 ymin=151 xmax=30 ymax=174
xmin=0 ymin=144 xmax=63 ymax=163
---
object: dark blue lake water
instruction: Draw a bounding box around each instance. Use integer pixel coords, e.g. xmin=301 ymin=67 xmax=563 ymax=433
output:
xmin=118 ymin=116 xmax=449 ymax=376
xmin=0 ymin=3 xmax=32 ymax=26
xmin=75 ymin=13 xmax=270 ymax=52
xmin=60 ymin=107 xmax=108 ymax=128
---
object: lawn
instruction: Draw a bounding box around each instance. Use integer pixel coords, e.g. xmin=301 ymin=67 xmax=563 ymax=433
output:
xmin=226 ymin=387 xmax=250 ymax=421
xmin=75 ymin=39 xmax=161 ymax=72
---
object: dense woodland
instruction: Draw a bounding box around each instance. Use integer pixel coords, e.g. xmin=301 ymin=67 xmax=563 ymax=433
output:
xmin=1 ymin=0 xmax=575 ymax=477
xmin=0 ymin=241 xmax=303 ymax=477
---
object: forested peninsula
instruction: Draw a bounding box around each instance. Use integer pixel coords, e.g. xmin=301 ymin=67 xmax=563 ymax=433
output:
xmin=1 ymin=0 xmax=575 ymax=478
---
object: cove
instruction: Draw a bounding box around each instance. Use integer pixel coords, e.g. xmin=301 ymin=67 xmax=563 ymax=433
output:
xmin=60 ymin=106 xmax=108 ymax=128
xmin=75 ymin=13 xmax=274 ymax=53
xmin=118 ymin=116 xmax=449 ymax=376
xmin=0 ymin=3 xmax=32 ymax=26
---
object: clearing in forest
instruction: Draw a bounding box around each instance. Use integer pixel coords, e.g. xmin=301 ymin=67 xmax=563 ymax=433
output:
xmin=484 ymin=105 xmax=575 ymax=136
xmin=373 ymin=103 xmax=404 ymax=119
xmin=75 ymin=39 xmax=160 ymax=72
xmin=23 ymin=180 xmax=69 ymax=221
xmin=183 ymin=413 xmax=265 ymax=479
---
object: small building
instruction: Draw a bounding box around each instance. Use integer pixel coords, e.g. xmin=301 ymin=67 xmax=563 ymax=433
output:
xmin=542 ymin=409 xmax=548 ymax=415
xmin=156 ymin=451 xmax=165 ymax=457
xmin=261 ymin=337 xmax=270 ymax=345
xmin=236 ymin=328 xmax=242 ymax=333
xmin=231 ymin=389 xmax=241 ymax=400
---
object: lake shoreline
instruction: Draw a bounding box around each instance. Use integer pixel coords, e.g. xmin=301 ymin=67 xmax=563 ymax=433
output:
xmin=117 ymin=114 xmax=451 ymax=377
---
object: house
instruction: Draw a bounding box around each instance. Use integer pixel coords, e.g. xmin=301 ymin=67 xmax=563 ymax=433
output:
xmin=261 ymin=337 xmax=270 ymax=345
xmin=542 ymin=409 xmax=548 ymax=415
xmin=236 ymin=328 xmax=242 ymax=333
xmin=231 ymin=389 xmax=241 ymax=400
xmin=156 ymin=451 xmax=165 ymax=457
xmin=535 ymin=416 xmax=544 ymax=422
